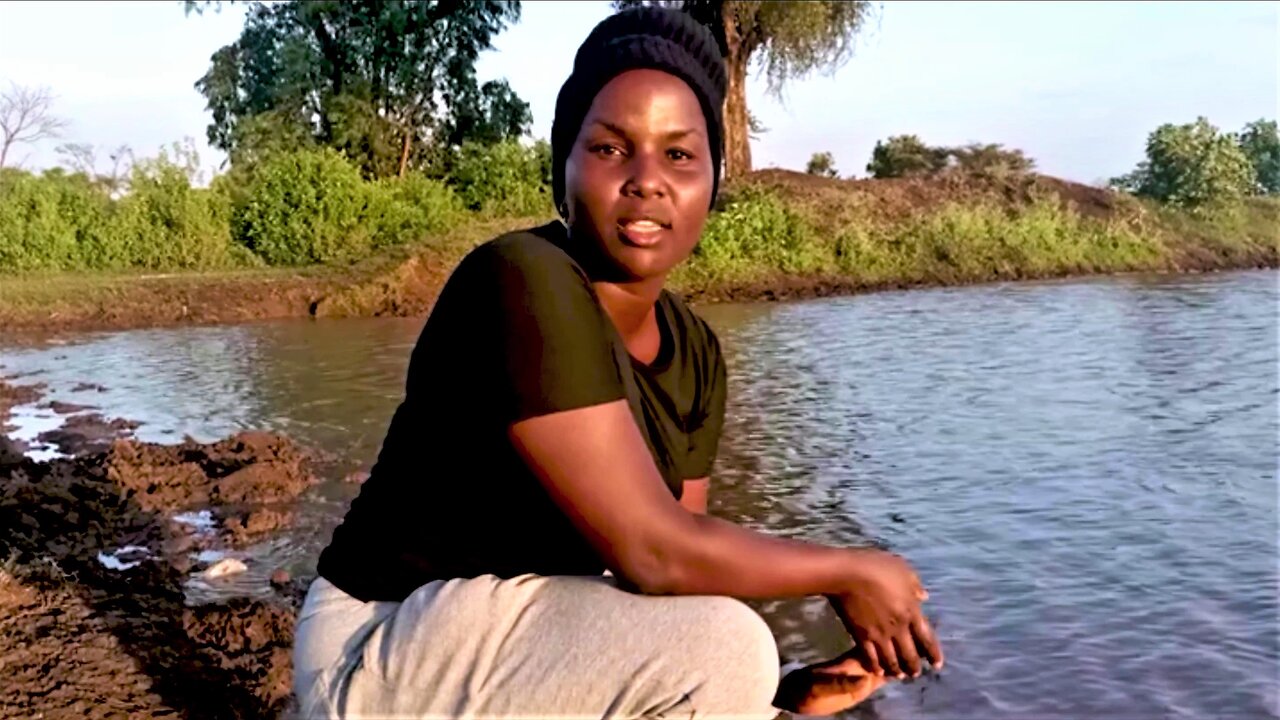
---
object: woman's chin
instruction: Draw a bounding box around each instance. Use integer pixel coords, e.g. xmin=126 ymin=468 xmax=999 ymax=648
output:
xmin=602 ymin=245 xmax=680 ymax=283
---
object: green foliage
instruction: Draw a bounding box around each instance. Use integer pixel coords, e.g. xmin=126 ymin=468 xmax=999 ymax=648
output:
xmin=948 ymin=143 xmax=1035 ymax=176
xmin=0 ymin=147 xmax=249 ymax=272
xmin=104 ymin=149 xmax=248 ymax=270
xmin=1110 ymin=117 xmax=1256 ymax=212
xmin=0 ymin=169 xmax=108 ymax=271
xmin=447 ymin=139 xmax=552 ymax=217
xmin=1238 ymin=119 xmax=1280 ymax=195
xmin=194 ymin=1 xmax=529 ymax=179
xmin=230 ymin=148 xmax=372 ymax=265
xmin=673 ymin=185 xmax=1168 ymax=289
xmin=866 ymin=135 xmax=950 ymax=178
xmin=365 ymin=173 xmax=466 ymax=249
xmin=867 ymin=136 xmax=1033 ymax=179
xmin=805 ymin=151 xmax=838 ymax=178
xmin=690 ymin=188 xmax=825 ymax=278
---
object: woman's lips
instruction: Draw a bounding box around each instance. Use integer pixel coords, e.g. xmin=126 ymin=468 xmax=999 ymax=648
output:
xmin=617 ymin=219 xmax=669 ymax=247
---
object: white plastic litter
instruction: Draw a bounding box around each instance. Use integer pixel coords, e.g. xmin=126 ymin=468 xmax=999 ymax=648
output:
xmin=201 ymin=557 xmax=248 ymax=579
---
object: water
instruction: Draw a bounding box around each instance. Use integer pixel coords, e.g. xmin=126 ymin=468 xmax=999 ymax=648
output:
xmin=2 ymin=270 xmax=1276 ymax=719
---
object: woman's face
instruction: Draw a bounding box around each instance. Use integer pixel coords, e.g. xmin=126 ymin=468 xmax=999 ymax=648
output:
xmin=564 ymin=68 xmax=714 ymax=283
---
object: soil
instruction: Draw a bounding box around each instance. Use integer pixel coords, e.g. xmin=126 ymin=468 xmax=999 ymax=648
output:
xmin=0 ymin=408 xmax=321 ymax=718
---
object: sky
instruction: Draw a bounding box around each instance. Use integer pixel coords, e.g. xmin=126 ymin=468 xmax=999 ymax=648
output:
xmin=0 ymin=0 xmax=1275 ymax=184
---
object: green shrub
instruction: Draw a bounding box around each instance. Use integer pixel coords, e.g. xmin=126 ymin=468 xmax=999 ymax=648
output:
xmin=1111 ymin=117 xmax=1256 ymax=212
xmin=0 ymin=170 xmax=113 ymax=272
xmin=837 ymin=198 xmax=1162 ymax=282
xmin=448 ymin=139 xmax=552 ymax=217
xmin=365 ymin=173 xmax=465 ymax=249
xmin=806 ymin=151 xmax=838 ymax=178
xmin=866 ymin=135 xmax=951 ymax=178
xmin=1238 ymin=119 xmax=1280 ymax=195
xmin=232 ymin=148 xmax=372 ymax=265
xmin=104 ymin=153 xmax=252 ymax=270
xmin=691 ymin=188 xmax=826 ymax=278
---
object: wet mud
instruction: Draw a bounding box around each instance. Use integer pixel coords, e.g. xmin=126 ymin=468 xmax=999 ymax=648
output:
xmin=0 ymin=377 xmax=319 ymax=718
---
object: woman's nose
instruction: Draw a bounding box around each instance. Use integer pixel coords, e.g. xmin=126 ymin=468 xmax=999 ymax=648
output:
xmin=623 ymin=151 xmax=667 ymax=199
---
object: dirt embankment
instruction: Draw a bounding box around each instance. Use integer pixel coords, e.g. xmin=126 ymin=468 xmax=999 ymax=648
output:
xmin=0 ymin=377 xmax=317 ymax=719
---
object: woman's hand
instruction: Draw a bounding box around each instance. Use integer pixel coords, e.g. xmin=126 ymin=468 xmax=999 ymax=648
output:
xmin=828 ymin=548 xmax=944 ymax=678
xmin=773 ymin=650 xmax=888 ymax=716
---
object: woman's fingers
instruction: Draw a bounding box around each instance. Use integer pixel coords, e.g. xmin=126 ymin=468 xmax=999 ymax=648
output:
xmin=859 ymin=639 xmax=883 ymax=677
xmin=894 ymin=630 xmax=922 ymax=678
xmin=873 ymin=635 xmax=904 ymax=678
xmin=910 ymin=612 xmax=945 ymax=670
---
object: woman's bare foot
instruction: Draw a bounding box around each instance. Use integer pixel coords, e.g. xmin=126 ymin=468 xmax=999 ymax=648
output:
xmin=773 ymin=650 xmax=890 ymax=716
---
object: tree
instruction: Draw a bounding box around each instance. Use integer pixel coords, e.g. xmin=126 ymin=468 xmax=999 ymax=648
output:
xmin=615 ymin=0 xmax=873 ymax=180
xmin=948 ymin=143 xmax=1035 ymax=176
xmin=1111 ymin=117 xmax=1256 ymax=211
xmin=866 ymin=135 xmax=949 ymax=178
xmin=805 ymin=150 xmax=838 ymax=178
xmin=1237 ymin=118 xmax=1279 ymax=195
xmin=0 ymin=83 xmax=68 ymax=169
xmin=191 ymin=1 xmax=529 ymax=178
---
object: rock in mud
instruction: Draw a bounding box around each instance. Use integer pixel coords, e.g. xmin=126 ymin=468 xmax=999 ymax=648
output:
xmin=37 ymin=413 xmax=140 ymax=455
xmin=43 ymin=399 xmax=98 ymax=414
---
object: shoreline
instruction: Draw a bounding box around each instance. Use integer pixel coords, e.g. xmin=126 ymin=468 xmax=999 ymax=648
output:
xmin=1 ymin=248 xmax=1274 ymax=339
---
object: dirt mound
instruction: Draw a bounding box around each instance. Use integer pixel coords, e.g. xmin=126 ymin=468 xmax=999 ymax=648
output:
xmin=104 ymin=431 xmax=317 ymax=513
xmin=0 ymin=431 xmax=319 ymax=718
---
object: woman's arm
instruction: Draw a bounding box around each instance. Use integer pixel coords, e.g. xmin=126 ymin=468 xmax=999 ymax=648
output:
xmin=510 ymin=398 xmax=943 ymax=677
xmin=679 ymin=477 xmax=709 ymax=515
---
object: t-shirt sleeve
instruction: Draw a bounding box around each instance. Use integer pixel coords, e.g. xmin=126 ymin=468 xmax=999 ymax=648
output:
xmin=685 ymin=329 xmax=728 ymax=479
xmin=453 ymin=238 xmax=629 ymax=424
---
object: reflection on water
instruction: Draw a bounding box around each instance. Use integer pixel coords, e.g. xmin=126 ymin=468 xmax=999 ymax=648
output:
xmin=2 ymin=270 xmax=1276 ymax=719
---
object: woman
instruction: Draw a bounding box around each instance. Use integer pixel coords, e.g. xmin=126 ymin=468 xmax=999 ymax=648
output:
xmin=294 ymin=7 xmax=943 ymax=718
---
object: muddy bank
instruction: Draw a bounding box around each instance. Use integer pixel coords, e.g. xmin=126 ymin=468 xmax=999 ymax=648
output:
xmin=0 ymin=391 xmax=319 ymax=718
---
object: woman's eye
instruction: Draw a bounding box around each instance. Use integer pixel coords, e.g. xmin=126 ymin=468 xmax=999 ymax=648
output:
xmin=590 ymin=144 xmax=622 ymax=157
xmin=668 ymin=148 xmax=693 ymax=161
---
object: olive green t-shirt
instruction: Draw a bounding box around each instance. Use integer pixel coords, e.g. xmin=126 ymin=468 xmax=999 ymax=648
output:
xmin=317 ymin=221 xmax=728 ymax=602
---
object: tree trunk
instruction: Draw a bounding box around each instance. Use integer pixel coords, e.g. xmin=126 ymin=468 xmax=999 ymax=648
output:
xmin=397 ymin=130 xmax=411 ymax=178
xmin=721 ymin=17 xmax=752 ymax=180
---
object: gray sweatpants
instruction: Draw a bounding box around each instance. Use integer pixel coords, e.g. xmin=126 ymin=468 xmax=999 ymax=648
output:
xmin=292 ymin=574 xmax=782 ymax=719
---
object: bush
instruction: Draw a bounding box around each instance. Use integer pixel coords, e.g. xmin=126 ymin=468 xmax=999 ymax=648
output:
xmin=866 ymin=135 xmax=950 ymax=178
xmin=231 ymin=148 xmax=372 ymax=265
xmin=365 ymin=172 xmax=466 ymax=249
xmin=0 ymin=170 xmax=111 ymax=271
xmin=806 ymin=151 xmax=839 ymax=178
xmin=104 ymin=151 xmax=251 ymax=270
xmin=691 ymin=188 xmax=825 ymax=278
xmin=448 ymin=139 xmax=552 ymax=217
xmin=948 ymin=143 xmax=1035 ymax=176
xmin=1238 ymin=119 xmax=1280 ymax=195
xmin=1111 ymin=117 xmax=1256 ymax=212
